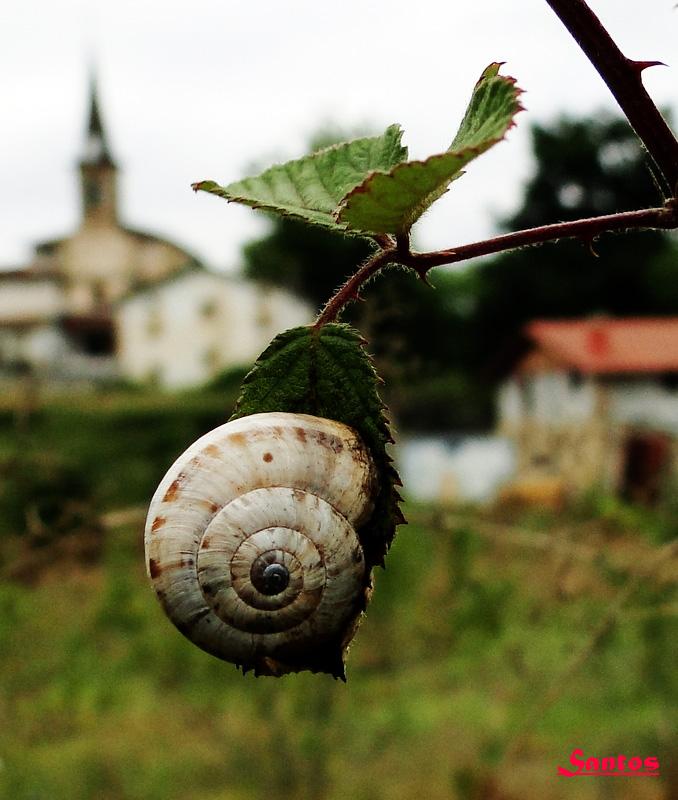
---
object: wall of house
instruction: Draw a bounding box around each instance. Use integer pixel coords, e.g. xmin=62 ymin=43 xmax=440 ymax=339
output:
xmin=498 ymin=372 xmax=597 ymax=425
xmin=0 ymin=324 xmax=70 ymax=373
xmin=499 ymin=372 xmax=678 ymax=499
xmin=498 ymin=372 xmax=621 ymax=495
xmin=609 ymin=379 xmax=678 ymax=432
xmin=59 ymin=228 xmax=190 ymax=311
xmin=0 ymin=279 xmax=63 ymax=323
xmin=398 ymin=435 xmax=515 ymax=504
xmin=115 ymin=271 xmax=312 ymax=388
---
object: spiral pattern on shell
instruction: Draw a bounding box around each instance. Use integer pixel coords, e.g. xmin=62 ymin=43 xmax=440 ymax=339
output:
xmin=144 ymin=412 xmax=376 ymax=677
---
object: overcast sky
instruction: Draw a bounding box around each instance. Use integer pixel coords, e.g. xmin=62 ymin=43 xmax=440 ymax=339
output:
xmin=2 ymin=0 xmax=676 ymax=273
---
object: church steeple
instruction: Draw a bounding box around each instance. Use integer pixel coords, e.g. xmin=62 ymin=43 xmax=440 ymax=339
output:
xmin=79 ymin=78 xmax=118 ymax=223
xmin=82 ymin=81 xmax=115 ymax=167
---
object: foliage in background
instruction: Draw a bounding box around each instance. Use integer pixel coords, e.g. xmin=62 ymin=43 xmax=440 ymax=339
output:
xmin=0 ymin=391 xmax=239 ymax=544
xmin=1 ymin=509 xmax=675 ymax=800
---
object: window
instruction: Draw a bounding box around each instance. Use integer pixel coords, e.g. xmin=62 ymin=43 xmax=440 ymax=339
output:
xmin=84 ymin=177 xmax=101 ymax=211
xmin=203 ymin=346 xmax=220 ymax=370
xmin=91 ymin=281 xmax=106 ymax=306
xmin=81 ymin=328 xmax=114 ymax=356
xmin=146 ymin=307 xmax=163 ymax=337
xmin=518 ymin=375 xmax=536 ymax=414
xmin=660 ymin=373 xmax=678 ymax=391
xmin=201 ymin=299 xmax=219 ymax=319
xmin=568 ymin=370 xmax=583 ymax=389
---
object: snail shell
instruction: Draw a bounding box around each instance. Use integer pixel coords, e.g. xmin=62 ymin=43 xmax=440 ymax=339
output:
xmin=145 ymin=411 xmax=376 ymax=678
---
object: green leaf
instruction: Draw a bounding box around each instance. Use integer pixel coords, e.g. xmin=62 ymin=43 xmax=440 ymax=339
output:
xmin=335 ymin=155 xmax=467 ymax=235
xmin=336 ymin=63 xmax=523 ymax=234
xmin=230 ymin=324 xmax=404 ymax=569
xmin=192 ymin=125 xmax=407 ymax=233
xmin=448 ymin=62 xmax=522 ymax=151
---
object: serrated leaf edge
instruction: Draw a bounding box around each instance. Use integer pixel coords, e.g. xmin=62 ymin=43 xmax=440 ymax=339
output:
xmin=335 ymin=64 xmax=524 ymax=233
xmin=191 ymin=125 xmax=409 ymax=236
xmin=450 ymin=62 xmax=525 ymax=151
xmin=230 ymin=324 xmax=405 ymax=566
xmin=192 ymin=179 xmax=350 ymax=232
xmin=334 ymin=154 xmax=468 ymax=232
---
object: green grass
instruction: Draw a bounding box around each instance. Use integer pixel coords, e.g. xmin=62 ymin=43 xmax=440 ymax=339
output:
xmin=1 ymin=508 xmax=676 ymax=800
xmin=0 ymin=391 xmax=239 ymax=541
xmin=0 ymin=391 xmax=676 ymax=798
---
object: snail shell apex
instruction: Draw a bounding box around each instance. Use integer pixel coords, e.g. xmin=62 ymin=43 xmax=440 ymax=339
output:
xmin=145 ymin=411 xmax=377 ymax=678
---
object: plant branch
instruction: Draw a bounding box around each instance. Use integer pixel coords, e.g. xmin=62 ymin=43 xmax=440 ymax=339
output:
xmin=545 ymin=0 xmax=678 ymax=194
xmin=314 ymin=204 xmax=677 ymax=324
xmin=314 ymin=246 xmax=397 ymax=327
xmin=404 ymin=205 xmax=677 ymax=273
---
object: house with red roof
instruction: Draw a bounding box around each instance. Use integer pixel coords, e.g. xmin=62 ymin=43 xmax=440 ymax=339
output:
xmin=498 ymin=318 xmax=678 ymax=504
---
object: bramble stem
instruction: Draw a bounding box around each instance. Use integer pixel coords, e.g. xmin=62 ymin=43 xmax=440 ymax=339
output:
xmin=314 ymin=247 xmax=397 ymax=327
xmin=545 ymin=0 xmax=678 ymax=194
xmin=405 ymin=205 xmax=677 ymax=272
xmin=313 ymin=204 xmax=677 ymax=326
xmin=313 ymin=0 xmax=678 ymax=327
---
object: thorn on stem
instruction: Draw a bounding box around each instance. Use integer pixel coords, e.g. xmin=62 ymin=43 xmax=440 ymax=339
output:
xmin=415 ymin=267 xmax=435 ymax=288
xmin=584 ymin=236 xmax=600 ymax=258
xmin=628 ymin=59 xmax=667 ymax=76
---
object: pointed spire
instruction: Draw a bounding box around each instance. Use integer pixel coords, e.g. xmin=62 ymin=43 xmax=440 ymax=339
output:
xmin=81 ymin=76 xmax=115 ymax=167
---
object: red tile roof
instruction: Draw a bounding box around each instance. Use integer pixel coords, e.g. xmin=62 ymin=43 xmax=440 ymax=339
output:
xmin=525 ymin=318 xmax=678 ymax=374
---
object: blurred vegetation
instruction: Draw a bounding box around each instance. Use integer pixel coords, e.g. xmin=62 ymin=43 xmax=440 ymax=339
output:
xmin=0 ymin=503 xmax=676 ymax=800
xmin=243 ymin=115 xmax=678 ymax=431
xmin=204 ymin=365 xmax=251 ymax=395
xmin=0 ymin=389 xmax=239 ymax=544
xmin=0 ymin=389 xmax=675 ymax=798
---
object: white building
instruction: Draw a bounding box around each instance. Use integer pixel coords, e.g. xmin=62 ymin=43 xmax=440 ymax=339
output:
xmin=116 ymin=267 xmax=311 ymax=388
xmin=0 ymin=80 xmax=312 ymax=386
xmin=0 ymin=270 xmax=66 ymax=371
xmin=397 ymin=435 xmax=515 ymax=505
